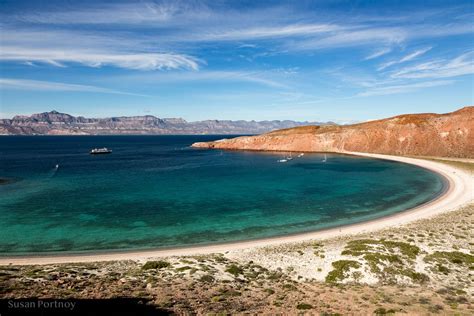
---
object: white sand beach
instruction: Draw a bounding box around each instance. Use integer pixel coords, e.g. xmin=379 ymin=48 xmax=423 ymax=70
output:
xmin=1 ymin=152 xmax=472 ymax=266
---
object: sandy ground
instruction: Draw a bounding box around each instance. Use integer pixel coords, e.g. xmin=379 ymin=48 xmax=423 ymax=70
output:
xmin=1 ymin=152 xmax=472 ymax=266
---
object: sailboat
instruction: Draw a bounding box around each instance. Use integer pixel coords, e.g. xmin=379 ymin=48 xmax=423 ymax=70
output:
xmin=286 ymin=153 xmax=293 ymax=161
xmin=278 ymin=153 xmax=289 ymax=163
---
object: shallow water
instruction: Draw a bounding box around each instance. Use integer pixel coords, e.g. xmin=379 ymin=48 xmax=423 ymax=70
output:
xmin=0 ymin=136 xmax=445 ymax=254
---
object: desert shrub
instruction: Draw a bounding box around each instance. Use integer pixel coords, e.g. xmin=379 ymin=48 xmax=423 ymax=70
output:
xmin=424 ymin=251 xmax=474 ymax=265
xmin=142 ymin=261 xmax=171 ymax=270
xmin=225 ymin=264 xmax=243 ymax=276
xmin=374 ymin=307 xmax=396 ymax=315
xmin=296 ymin=303 xmax=313 ymax=310
xmin=325 ymin=260 xmax=361 ymax=283
xmin=199 ymin=274 xmax=215 ymax=283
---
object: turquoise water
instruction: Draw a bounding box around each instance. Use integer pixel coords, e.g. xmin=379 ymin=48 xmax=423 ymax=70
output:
xmin=0 ymin=136 xmax=445 ymax=255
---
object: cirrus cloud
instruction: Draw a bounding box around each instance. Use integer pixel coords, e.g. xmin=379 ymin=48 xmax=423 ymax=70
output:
xmin=0 ymin=46 xmax=201 ymax=71
xmin=390 ymin=51 xmax=474 ymax=79
xmin=357 ymin=80 xmax=454 ymax=97
xmin=0 ymin=78 xmax=147 ymax=96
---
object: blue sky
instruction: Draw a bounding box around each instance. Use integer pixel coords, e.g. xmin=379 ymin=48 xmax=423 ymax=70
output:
xmin=0 ymin=0 xmax=472 ymax=122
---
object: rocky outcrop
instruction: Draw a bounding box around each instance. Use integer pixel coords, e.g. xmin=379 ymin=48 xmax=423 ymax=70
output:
xmin=192 ymin=107 xmax=474 ymax=158
xmin=0 ymin=110 xmax=327 ymax=135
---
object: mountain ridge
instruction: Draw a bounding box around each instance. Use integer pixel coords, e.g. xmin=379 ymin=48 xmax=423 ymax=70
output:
xmin=0 ymin=110 xmax=331 ymax=135
xmin=192 ymin=106 xmax=474 ymax=158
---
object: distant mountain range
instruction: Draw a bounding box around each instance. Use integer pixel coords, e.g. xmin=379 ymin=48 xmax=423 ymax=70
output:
xmin=0 ymin=111 xmax=332 ymax=135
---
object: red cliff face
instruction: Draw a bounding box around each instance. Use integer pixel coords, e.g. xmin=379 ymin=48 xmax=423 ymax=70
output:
xmin=192 ymin=107 xmax=474 ymax=158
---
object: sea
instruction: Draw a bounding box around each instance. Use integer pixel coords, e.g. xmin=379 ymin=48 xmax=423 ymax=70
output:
xmin=0 ymin=135 xmax=445 ymax=254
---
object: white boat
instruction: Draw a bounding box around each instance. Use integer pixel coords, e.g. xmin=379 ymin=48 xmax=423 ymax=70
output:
xmin=278 ymin=159 xmax=288 ymax=163
xmin=297 ymin=153 xmax=304 ymax=157
xmin=90 ymin=147 xmax=112 ymax=155
xmin=322 ymin=154 xmax=327 ymax=162
xmin=286 ymin=153 xmax=293 ymax=160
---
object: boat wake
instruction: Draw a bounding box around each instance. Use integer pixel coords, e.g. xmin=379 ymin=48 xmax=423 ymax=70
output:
xmin=49 ymin=164 xmax=59 ymax=178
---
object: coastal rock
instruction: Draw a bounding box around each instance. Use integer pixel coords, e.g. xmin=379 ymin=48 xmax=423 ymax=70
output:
xmin=192 ymin=106 xmax=474 ymax=158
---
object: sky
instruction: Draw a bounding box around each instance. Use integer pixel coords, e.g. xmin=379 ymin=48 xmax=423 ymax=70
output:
xmin=0 ymin=0 xmax=473 ymax=122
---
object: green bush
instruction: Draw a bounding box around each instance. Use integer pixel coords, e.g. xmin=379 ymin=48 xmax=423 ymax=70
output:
xmin=425 ymin=251 xmax=474 ymax=265
xmin=199 ymin=274 xmax=215 ymax=283
xmin=142 ymin=260 xmax=171 ymax=270
xmin=225 ymin=264 xmax=243 ymax=276
xmin=296 ymin=303 xmax=313 ymax=310
xmin=325 ymin=260 xmax=361 ymax=283
xmin=264 ymin=288 xmax=275 ymax=295
xmin=374 ymin=307 xmax=396 ymax=315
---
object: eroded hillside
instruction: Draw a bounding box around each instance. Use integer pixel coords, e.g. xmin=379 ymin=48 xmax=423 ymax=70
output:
xmin=193 ymin=107 xmax=474 ymax=158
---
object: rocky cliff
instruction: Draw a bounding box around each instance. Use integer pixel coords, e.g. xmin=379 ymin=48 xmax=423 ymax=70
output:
xmin=0 ymin=111 xmax=326 ymax=135
xmin=192 ymin=107 xmax=474 ymax=158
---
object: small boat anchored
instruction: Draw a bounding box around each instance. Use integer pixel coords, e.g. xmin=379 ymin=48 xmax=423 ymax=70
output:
xmin=297 ymin=153 xmax=304 ymax=158
xmin=278 ymin=153 xmax=293 ymax=163
xmin=90 ymin=147 xmax=112 ymax=155
xmin=322 ymin=154 xmax=327 ymax=162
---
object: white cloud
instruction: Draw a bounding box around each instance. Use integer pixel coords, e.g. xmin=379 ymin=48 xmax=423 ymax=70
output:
xmin=0 ymin=46 xmax=200 ymax=71
xmin=6 ymin=2 xmax=183 ymax=25
xmin=399 ymin=47 xmax=432 ymax=62
xmin=291 ymin=27 xmax=406 ymax=51
xmin=120 ymin=70 xmax=290 ymax=89
xmin=390 ymin=51 xmax=474 ymax=79
xmin=365 ymin=48 xmax=392 ymax=60
xmin=357 ymin=80 xmax=454 ymax=97
xmin=197 ymin=24 xmax=339 ymax=41
xmin=378 ymin=47 xmax=432 ymax=70
xmin=0 ymin=78 xmax=146 ymax=96
xmin=1 ymin=3 xmax=472 ymax=70
xmin=0 ymin=27 xmax=201 ymax=71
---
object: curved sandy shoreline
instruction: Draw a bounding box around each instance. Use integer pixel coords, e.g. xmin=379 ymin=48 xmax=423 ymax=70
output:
xmin=1 ymin=152 xmax=472 ymax=266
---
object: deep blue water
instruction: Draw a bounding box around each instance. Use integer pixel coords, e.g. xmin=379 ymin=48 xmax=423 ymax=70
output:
xmin=0 ymin=136 xmax=445 ymax=255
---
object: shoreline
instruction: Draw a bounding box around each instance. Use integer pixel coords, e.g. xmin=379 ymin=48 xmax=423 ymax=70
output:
xmin=1 ymin=152 xmax=472 ymax=266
